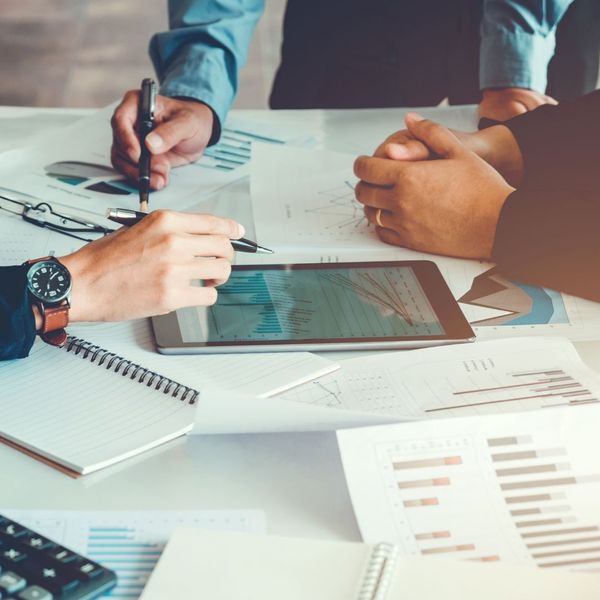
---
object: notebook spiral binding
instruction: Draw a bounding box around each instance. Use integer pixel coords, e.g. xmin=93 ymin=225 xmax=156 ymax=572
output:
xmin=357 ymin=542 xmax=399 ymax=600
xmin=64 ymin=336 xmax=199 ymax=404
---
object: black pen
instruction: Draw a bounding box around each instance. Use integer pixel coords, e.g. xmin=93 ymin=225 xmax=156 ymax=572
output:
xmin=138 ymin=78 xmax=157 ymax=213
xmin=106 ymin=208 xmax=274 ymax=254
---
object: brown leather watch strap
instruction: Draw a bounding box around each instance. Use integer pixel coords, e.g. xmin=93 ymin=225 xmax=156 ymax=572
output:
xmin=39 ymin=302 xmax=70 ymax=347
xmin=42 ymin=303 xmax=70 ymax=334
xmin=41 ymin=327 xmax=68 ymax=347
xmin=25 ymin=256 xmax=53 ymax=266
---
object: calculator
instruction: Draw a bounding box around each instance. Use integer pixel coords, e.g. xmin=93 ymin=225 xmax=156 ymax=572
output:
xmin=0 ymin=514 xmax=117 ymax=600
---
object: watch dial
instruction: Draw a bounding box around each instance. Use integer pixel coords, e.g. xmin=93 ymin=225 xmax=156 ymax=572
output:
xmin=28 ymin=261 xmax=71 ymax=302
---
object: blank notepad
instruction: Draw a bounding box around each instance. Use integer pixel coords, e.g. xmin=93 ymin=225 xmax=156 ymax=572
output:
xmin=0 ymin=339 xmax=197 ymax=474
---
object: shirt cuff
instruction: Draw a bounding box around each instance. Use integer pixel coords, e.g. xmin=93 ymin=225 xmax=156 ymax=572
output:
xmin=152 ymin=47 xmax=235 ymax=146
xmin=480 ymin=29 xmax=556 ymax=93
xmin=0 ymin=265 xmax=37 ymax=360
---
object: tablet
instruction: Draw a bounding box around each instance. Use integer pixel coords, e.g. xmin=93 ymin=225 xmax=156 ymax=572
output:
xmin=152 ymin=261 xmax=475 ymax=354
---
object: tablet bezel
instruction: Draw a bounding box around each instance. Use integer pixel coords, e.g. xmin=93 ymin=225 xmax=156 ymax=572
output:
xmin=152 ymin=260 xmax=475 ymax=353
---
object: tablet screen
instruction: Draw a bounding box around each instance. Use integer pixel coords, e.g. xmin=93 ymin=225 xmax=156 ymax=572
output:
xmin=176 ymin=264 xmax=446 ymax=344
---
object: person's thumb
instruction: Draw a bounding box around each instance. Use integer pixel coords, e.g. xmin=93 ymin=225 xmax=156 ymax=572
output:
xmin=405 ymin=112 xmax=464 ymax=159
xmin=145 ymin=115 xmax=191 ymax=154
xmin=384 ymin=139 xmax=430 ymax=161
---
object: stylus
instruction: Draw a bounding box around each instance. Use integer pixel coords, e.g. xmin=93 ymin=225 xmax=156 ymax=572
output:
xmin=106 ymin=208 xmax=274 ymax=254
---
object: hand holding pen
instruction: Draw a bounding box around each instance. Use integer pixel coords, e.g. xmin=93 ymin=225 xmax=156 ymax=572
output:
xmin=107 ymin=209 xmax=273 ymax=254
xmin=110 ymin=90 xmax=214 ymax=192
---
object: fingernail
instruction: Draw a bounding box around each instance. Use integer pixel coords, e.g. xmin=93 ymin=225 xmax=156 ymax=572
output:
xmin=386 ymin=143 xmax=408 ymax=158
xmin=146 ymin=133 xmax=163 ymax=151
xmin=237 ymin=223 xmax=246 ymax=238
xmin=155 ymin=177 xmax=165 ymax=190
xmin=406 ymin=112 xmax=425 ymax=122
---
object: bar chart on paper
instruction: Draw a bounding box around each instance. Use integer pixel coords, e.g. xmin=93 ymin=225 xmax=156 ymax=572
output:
xmin=1 ymin=510 xmax=265 ymax=599
xmin=338 ymin=405 xmax=600 ymax=572
xmin=195 ymin=119 xmax=313 ymax=172
xmin=280 ymin=338 xmax=600 ymax=418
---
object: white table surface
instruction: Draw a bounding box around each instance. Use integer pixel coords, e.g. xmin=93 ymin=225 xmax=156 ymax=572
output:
xmin=2 ymin=105 xmax=600 ymax=544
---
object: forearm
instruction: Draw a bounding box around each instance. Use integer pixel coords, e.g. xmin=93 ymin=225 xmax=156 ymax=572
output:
xmin=492 ymin=186 xmax=600 ymax=300
xmin=0 ymin=266 xmax=37 ymax=360
xmin=480 ymin=0 xmax=574 ymax=92
xmin=150 ymin=0 xmax=265 ymax=135
xmin=503 ymin=90 xmax=600 ymax=190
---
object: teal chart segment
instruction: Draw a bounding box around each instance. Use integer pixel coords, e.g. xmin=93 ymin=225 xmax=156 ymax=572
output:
xmin=182 ymin=266 xmax=446 ymax=343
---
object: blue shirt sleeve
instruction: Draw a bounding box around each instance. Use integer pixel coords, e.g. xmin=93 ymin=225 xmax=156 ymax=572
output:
xmin=0 ymin=265 xmax=36 ymax=361
xmin=149 ymin=0 xmax=265 ymax=137
xmin=480 ymin=0 xmax=574 ymax=93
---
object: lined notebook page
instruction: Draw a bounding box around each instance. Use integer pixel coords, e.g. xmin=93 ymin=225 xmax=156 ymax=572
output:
xmin=69 ymin=319 xmax=338 ymax=397
xmin=0 ymin=341 xmax=195 ymax=474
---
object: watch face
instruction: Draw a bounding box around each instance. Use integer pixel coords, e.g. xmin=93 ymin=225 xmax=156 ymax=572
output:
xmin=27 ymin=260 xmax=72 ymax=304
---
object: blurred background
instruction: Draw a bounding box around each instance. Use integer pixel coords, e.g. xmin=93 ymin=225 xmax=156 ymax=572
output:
xmin=0 ymin=0 xmax=285 ymax=108
xmin=2 ymin=0 xmax=599 ymax=110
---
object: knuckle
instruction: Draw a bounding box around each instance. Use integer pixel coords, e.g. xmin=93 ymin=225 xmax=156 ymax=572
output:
xmin=203 ymin=287 xmax=218 ymax=306
xmin=215 ymin=258 xmax=232 ymax=280
xmin=204 ymin=214 xmax=220 ymax=233
xmin=354 ymin=182 xmax=366 ymax=203
xmin=124 ymin=89 xmax=139 ymax=102
xmin=353 ymin=156 xmax=367 ymax=176
xmin=214 ymin=235 xmax=231 ymax=255
xmin=155 ymin=262 xmax=174 ymax=282
xmin=149 ymin=209 xmax=173 ymax=230
xmin=156 ymin=280 xmax=178 ymax=311
xmin=159 ymin=232 xmax=180 ymax=254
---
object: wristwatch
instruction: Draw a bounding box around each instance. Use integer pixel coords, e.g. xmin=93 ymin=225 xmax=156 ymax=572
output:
xmin=25 ymin=256 xmax=72 ymax=347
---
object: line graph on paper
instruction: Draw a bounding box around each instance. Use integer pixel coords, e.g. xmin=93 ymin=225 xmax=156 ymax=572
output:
xmin=304 ymin=180 xmax=369 ymax=233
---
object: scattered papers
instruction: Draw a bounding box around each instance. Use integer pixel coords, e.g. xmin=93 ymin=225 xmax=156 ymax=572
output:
xmin=2 ymin=104 xmax=314 ymax=219
xmin=338 ymin=403 xmax=600 ymax=571
xmin=279 ymin=337 xmax=600 ymax=418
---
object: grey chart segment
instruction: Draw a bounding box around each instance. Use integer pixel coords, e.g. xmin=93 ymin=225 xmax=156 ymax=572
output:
xmin=490 ymin=434 xmax=600 ymax=569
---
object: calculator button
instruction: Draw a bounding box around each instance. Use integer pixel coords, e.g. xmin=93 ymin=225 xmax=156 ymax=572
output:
xmin=0 ymin=525 xmax=25 ymax=540
xmin=18 ymin=563 xmax=79 ymax=597
xmin=78 ymin=561 xmax=104 ymax=578
xmin=46 ymin=548 xmax=75 ymax=564
xmin=21 ymin=538 xmax=53 ymax=553
xmin=1 ymin=550 xmax=26 ymax=564
xmin=17 ymin=587 xmax=53 ymax=600
xmin=0 ymin=572 xmax=26 ymax=594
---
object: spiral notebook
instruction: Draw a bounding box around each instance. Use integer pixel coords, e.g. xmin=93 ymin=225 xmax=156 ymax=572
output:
xmin=0 ymin=336 xmax=200 ymax=475
xmin=140 ymin=530 xmax=599 ymax=600
xmin=0 ymin=331 xmax=334 ymax=475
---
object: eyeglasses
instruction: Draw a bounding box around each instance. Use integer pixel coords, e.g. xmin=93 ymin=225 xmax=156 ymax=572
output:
xmin=0 ymin=192 xmax=115 ymax=242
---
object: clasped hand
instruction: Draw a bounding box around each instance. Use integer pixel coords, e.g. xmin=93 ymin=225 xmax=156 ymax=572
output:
xmin=354 ymin=114 xmax=517 ymax=260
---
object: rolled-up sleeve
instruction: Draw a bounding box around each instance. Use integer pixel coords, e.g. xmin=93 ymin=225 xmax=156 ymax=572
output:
xmin=480 ymin=0 xmax=574 ymax=93
xmin=150 ymin=0 xmax=265 ymax=136
xmin=0 ymin=265 xmax=36 ymax=360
